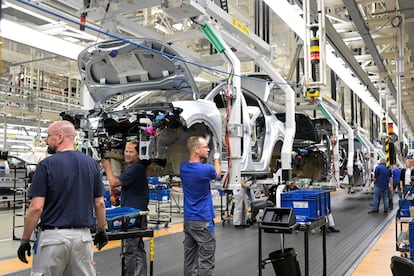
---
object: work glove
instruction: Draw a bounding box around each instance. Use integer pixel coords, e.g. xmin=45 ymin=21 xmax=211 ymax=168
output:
xmin=94 ymin=228 xmax=108 ymax=250
xmin=17 ymin=239 xmax=31 ymax=264
xmin=214 ymin=152 xmax=220 ymax=160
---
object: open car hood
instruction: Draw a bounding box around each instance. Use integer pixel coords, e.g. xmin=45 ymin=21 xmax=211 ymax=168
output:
xmin=78 ymin=38 xmax=200 ymax=104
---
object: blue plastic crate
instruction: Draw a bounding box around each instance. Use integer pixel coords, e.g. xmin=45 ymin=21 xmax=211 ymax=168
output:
xmin=399 ymin=199 xmax=413 ymax=217
xmin=281 ymin=190 xmax=329 ymax=222
xmin=149 ymin=189 xmax=156 ymax=201
xmin=105 ymin=207 xmax=143 ymax=230
xmin=147 ymin=176 xmax=161 ymax=185
xmin=103 ymin=191 xmax=112 ymax=208
xmin=325 ymin=191 xmax=331 ymax=214
xmin=149 ymin=188 xmax=170 ymax=202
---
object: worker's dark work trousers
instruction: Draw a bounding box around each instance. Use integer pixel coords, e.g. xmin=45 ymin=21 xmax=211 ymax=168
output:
xmin=124 ymin=216 xmax=147 ymax=276
xmin=183 ymin=220 xmax=216 ymax=276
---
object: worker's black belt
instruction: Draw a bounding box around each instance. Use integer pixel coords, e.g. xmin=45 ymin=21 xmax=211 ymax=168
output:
xmin=40 ymin=226 xmax=88 ymax=231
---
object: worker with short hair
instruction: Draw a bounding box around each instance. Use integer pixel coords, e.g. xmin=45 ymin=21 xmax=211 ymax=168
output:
xmin=180 ymin=136 xmax=221 ymax=276
xmin=102 ymin=140 xmax=149 ymax=276
xmin=17 ymin=120 xmax=108 ymax=275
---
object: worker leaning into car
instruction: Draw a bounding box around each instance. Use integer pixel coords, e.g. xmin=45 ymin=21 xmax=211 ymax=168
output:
xmin=102 ymin=140 xmax=149 ymax=276
xmin=180 ymin=136 xmax=222 ymax=276
xmin=17 ymin=120 xmax=108 ymax=275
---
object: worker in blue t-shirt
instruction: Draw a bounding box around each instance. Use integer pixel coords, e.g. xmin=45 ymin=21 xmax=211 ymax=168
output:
xmin=391 ymin=164 xmax=402 ymax=206
xmin=180 ymin=136 xmax=221 ymax=276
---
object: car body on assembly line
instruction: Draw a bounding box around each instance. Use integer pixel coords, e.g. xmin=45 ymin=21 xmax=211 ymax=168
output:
xmin=61 ymin=38 xmax=285 ymax=179
xmin=276 ymin=113 xmax=332 ymax=181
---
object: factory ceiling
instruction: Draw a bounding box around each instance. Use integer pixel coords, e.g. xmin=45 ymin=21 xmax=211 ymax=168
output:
xmin=1 ymin=0 xmax=414 ymax=141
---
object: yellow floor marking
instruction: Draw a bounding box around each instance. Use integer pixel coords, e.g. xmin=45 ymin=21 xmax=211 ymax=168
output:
xmin=0 ymin=222 xmax=187 ymax=274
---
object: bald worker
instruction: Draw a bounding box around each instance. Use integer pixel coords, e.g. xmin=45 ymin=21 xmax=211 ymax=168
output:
xmin=17 ymin=120 xmax=108 ymax=275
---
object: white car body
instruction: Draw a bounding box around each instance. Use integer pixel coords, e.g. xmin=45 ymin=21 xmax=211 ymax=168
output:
xmin=61 ymin=39 xmax=285 ymax=178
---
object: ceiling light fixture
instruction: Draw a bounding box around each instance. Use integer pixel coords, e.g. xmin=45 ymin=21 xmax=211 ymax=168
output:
xmin=0 ymin=19 xmax=84 ymax=60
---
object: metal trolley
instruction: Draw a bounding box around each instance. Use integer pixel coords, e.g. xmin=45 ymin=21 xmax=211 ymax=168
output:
xmin=97 ymin=207 xmax=155 ymax=276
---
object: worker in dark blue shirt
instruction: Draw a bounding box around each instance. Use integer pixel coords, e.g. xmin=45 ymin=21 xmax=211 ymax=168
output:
xmin=17 ymin=120 xmax=108 ymax=275
xmin=369 ymin=158 xmax=392 ymax=213
xmin=102 ymin=140 xmax=149 ymax=276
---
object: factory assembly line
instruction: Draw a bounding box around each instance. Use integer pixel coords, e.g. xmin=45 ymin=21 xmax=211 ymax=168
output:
xmin=59 ymin=5 xmax=386 ymax=195
xmin=0 ymin=0 xmax=411 ymax=275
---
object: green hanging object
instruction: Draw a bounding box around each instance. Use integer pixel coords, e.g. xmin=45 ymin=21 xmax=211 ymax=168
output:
xmin=201 ymin=24 xmax=226 ymax=54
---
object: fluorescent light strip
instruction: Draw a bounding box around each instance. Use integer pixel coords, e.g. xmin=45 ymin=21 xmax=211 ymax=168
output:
xmin=0 ymin=19 xmax=84 ymax=60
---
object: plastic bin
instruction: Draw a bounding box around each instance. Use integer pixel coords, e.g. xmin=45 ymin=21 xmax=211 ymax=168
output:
xmin=105 ymin=207 xmax=143 ymax=231
xmin=149 ymin=188 xmax=170 ymax=202
xmin=323 ymin=190 xmax=331 ymax=214
xmin=268 ymin=248 xmax=301 ymax=276
xmin=148 ymin=176 xmax=161 ymax=185
xmin=103 ymin=191 xmax=112 ymax=208
xmin=281 ymin=190 xmax=330 ymax=222
xmin=399 ymin=199 xmax=413 ymax=218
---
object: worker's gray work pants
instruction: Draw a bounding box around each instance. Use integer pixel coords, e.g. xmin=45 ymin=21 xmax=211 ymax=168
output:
xmin=183 ymin=220 xmax=216 ymax=276
xmin=124 ymin=215 xmax=148 ymax=276
xmin=124 ymin=236 xmax=147 ymax=276
xmin=233 ymin=187 xmax=249 ymax=225
xmin=30 ymin=228 xmax=95 ymax=276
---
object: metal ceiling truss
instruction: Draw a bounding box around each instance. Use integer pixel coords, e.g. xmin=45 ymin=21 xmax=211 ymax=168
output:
xmin=324 ymin=0 xmax=414 ymax=138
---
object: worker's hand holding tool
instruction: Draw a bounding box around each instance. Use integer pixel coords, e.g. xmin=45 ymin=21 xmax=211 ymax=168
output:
xmin=17 ymin=239 xmax=31 ymax=264
xmin=94 ymin=228 xmax=109 ymax=250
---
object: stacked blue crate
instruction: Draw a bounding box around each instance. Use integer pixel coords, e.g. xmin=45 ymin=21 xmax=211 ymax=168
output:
xmin=148 ymin=176 xmax=170 ymax=202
